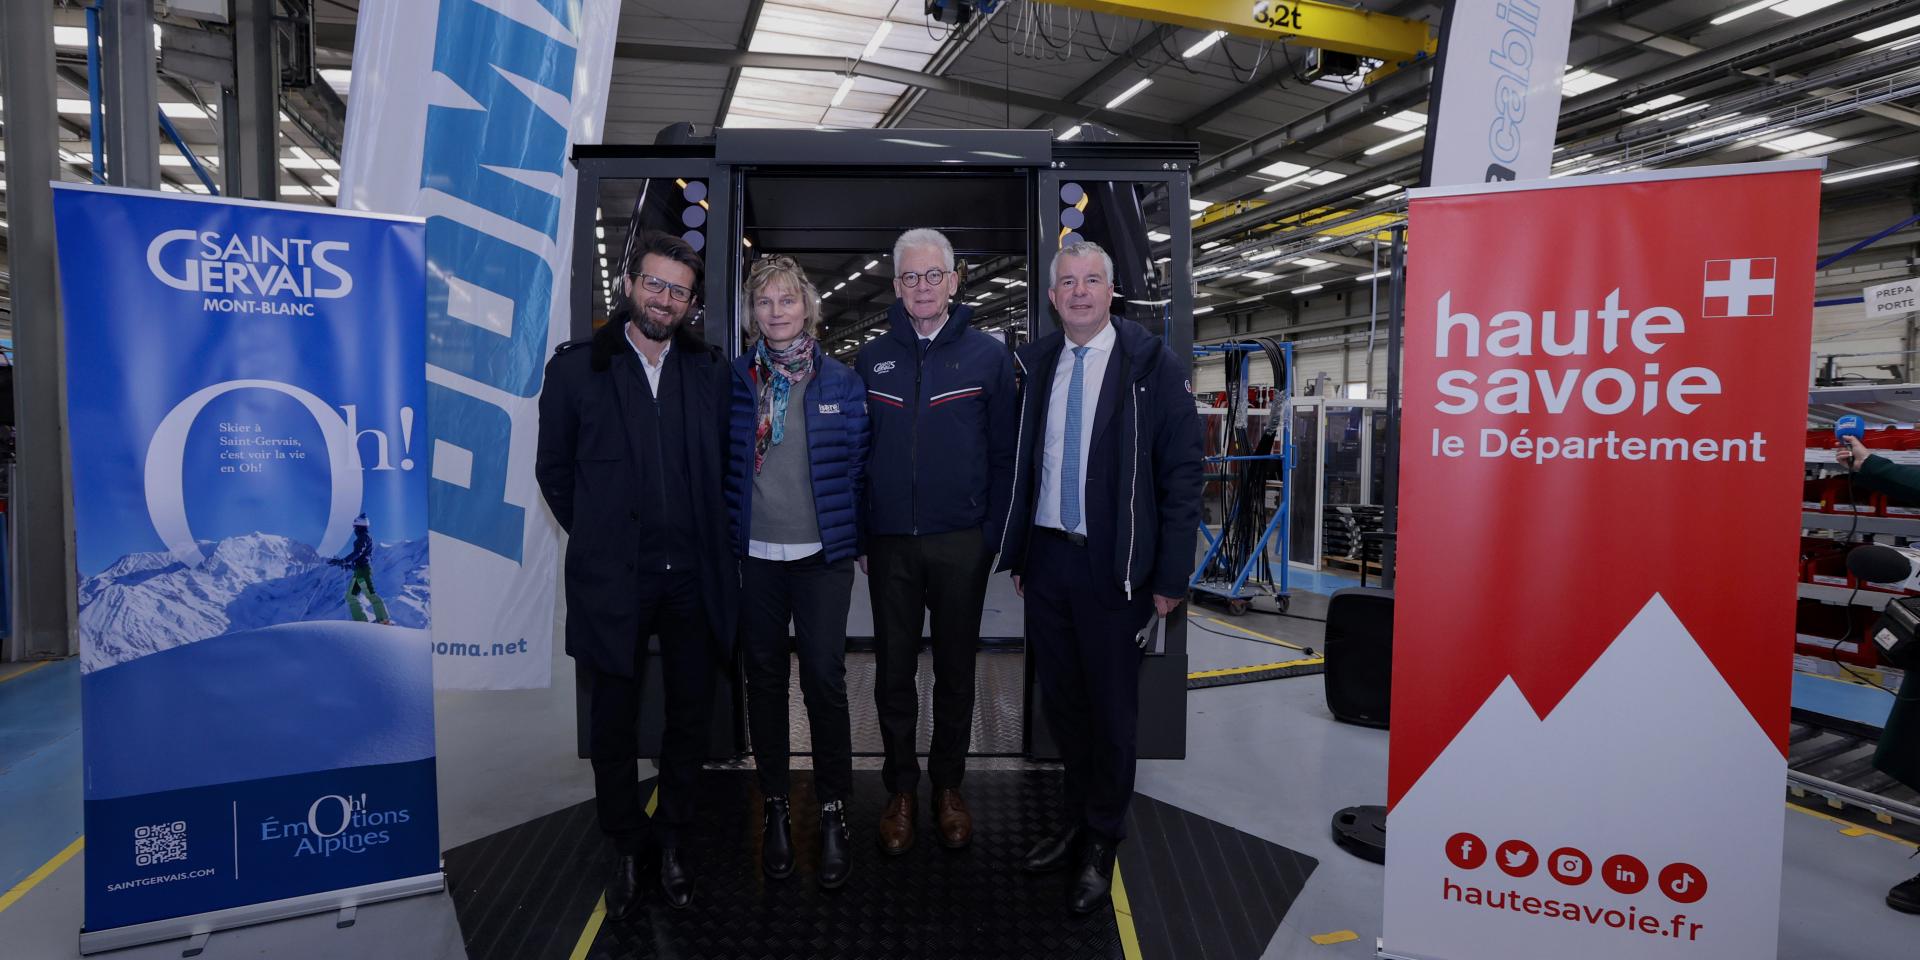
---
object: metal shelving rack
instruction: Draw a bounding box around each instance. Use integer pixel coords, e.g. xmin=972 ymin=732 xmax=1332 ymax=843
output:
xmin=1800 ymin=383 xmax=1920 ymax=609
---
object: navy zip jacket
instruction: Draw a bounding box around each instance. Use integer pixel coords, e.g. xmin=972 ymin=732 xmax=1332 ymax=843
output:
xmin=995 ymin=317 xmax=1204 ymax=600
xmin=856 ymin=302 xmax=1018 ymax=544
xmin=723 ymin=342 xmax=871 ymax=564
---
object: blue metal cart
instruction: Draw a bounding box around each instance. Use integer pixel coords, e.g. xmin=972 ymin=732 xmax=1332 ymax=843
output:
xmin=1188 ymin=341 xmax=1293 ymax=615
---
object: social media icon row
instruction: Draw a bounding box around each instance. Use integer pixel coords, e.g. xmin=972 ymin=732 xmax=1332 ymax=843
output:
xmin=1444 ymin=833 xmax=1707 ymax=904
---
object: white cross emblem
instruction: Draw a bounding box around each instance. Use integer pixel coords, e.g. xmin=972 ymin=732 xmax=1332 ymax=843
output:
xmin=1702 ymin=258 xmax=1776 ymax=318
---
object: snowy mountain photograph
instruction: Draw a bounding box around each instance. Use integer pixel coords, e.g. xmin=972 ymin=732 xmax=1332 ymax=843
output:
xmin=79 ymin=532 xmax=429 ymax=672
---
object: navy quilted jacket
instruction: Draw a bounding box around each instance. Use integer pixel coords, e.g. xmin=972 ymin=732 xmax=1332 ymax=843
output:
xmin=724 ymin=342 xmax=871 ymax=563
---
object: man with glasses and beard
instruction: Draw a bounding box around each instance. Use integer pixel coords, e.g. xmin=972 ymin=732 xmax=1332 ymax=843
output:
xmin=857 ymin=228 xmax=1017 ymax=855
xmin=536 ymin=230 xmax=735 ymax=917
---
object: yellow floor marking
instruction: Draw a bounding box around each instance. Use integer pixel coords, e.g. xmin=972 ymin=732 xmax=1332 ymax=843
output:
xmin=1112 ymin=861 xmax=1143 ymax=960
xmin=0 ymin=660 xmax=53 ymax=685
xmin=572 ymin=785 xmax=661 ymax=957
xmin=1787 ymin=801 xmax=1919 ymax=848
xmin=1188 ymin=657 xmax=1324 ymax=680
xmin=1310 ymin=930 xmax=1361 ymax=945
xmin=568 ymin=892 xmax=608 ymax=960
xmin=0 ymin=836 xmax=84 ymax=915
xmin=1199 ymin=615 xmax=1310 ymax=652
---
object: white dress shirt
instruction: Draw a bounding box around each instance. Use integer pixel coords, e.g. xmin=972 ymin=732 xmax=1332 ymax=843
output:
xmin=748 ymin=540 xmax=822 ymax=561
xmin=626 ymin=323 xmax=671 ymax=395
xmin=1034 ymin=321 xmax=1116 ymax=537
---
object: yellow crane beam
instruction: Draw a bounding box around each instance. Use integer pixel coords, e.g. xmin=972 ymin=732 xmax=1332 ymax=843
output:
xmin=1037 ymin=0 xmax=1437 ymax=67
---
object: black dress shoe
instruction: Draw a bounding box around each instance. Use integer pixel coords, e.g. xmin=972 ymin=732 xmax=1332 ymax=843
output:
xmin=1890 ymin=871 xmax=1920 ymax=914
xmin=1068 ymin=837 xmax=1117 ymax=915
xmin=762 ymin=795 xmax=795 ymax=879
xmin=1021 ymin=824 xmax=1083 ymax=874
xmin=659 ymin=846 xmax=693 ymax=909
xmin=819 ymin=801 xmax=852 ymax=890
xmin=606 ymin=853 xmax=643 ymax=921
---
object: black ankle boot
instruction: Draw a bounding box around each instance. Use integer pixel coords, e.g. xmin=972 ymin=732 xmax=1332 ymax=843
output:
xmin=819 ymin=800 xmax=852 ymax=889
xmin=659 ymin=846 xmax=693 ymax=909
xmin=606 ymin=852 xmax=643 ymax=921
xmin=762 ymin=795 xmax=794 ymax=879
xmin=1068 ymin=837 xmax=1117 ymax=914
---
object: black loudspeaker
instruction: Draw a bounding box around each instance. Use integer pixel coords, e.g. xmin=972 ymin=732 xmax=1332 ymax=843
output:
xmin=1323 ymin=587 xmax=1394 ymax=728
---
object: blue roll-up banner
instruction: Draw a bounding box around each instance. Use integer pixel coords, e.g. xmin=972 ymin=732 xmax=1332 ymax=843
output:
xmin=52 ymin=184 xmax=442 ymax=945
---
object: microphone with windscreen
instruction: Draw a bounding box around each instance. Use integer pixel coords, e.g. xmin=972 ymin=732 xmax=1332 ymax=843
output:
xmin=1835 ymin=414 xmax=1866 ymax=442
xmin=1845 ymin=544 xmax=1920 ymax=668
xmin=1847 ymin=543 xmax=1918 ymax=585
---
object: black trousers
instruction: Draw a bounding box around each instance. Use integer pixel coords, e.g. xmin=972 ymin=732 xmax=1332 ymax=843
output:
xmin=1024 ymin=528 xmax=1150 ymax=842
xmin=742 ymin=552 xmax=856 ymax=804
xmin=867 ymin=527 xmax=993 ymax=794
xmin=585 ymin=570 xmax=715 ymax=853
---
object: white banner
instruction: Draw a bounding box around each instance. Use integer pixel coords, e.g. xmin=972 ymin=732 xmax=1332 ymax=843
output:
xmin=338 ymin=0 xmax=619 ymax=689
xmin=1864 ymin=277 xmax=1919 ymax=320
xmin=1425 ymin=0 xmax=1576 ymax=185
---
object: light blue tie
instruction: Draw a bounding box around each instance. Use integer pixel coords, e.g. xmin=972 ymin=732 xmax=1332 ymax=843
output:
xmin=1061 ymin=345 xmax=1089 ymax=534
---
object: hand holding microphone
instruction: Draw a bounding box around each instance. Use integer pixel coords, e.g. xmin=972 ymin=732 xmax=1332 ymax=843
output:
xmin=1834 ymin=415 xmax=1868 ymax=472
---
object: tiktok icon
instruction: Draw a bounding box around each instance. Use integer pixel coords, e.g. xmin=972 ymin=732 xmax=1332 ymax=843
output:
xmin=1658 ymin=862 xmax=1708 ymax=904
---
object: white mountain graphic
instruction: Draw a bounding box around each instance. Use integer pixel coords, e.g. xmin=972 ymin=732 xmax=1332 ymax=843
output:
xmin=1383 ymin=594 xmax=1784 ymax=960
xmin=80 ymin=531 xmax=430 ymax=672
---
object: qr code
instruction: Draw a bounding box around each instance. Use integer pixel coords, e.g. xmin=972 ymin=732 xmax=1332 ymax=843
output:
xmin=134 ymin=821 xmax=188 ymax=867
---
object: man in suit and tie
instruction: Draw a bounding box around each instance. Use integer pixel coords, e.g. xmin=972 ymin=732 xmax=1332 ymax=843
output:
xmin=535 ymin=230 xmax=735 ymax=918
xmin=998 ymin=240 xmax=1203 ymax=913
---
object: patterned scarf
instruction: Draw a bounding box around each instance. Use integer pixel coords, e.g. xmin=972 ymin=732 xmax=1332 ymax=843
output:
xmin=754 ymin=335 xmax=816 ymax=474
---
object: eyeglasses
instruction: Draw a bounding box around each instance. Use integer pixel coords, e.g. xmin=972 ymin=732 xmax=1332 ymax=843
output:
xmin=896 ymin=268 xmax=949 ymax=288
xmin=632 ymin=273 xmax=694 ymax=303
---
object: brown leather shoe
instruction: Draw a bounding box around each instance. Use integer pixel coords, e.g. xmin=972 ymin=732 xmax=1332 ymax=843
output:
xmin=933 ymin=788 xmax=972 ymax=849
xmin=878 ymin=792 xmax=915 ymax=855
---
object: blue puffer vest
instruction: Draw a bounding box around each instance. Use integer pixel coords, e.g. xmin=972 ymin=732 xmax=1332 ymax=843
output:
xmin=724 ymin=341 xmax=871 ymax=563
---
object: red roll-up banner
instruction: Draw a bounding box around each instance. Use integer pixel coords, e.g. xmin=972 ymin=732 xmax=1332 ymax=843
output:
xmin=1383 ymin=160 xmax=1823 ymax=960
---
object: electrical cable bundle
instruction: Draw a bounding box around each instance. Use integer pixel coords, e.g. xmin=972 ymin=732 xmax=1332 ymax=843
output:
xmin=1200 ymin=338 xmax=1289 ymax=592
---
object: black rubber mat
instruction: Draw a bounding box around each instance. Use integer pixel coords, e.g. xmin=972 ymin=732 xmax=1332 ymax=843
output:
xmin=448 ymin=767 xmax=1318 ymax=960
xmin=446 ymin=797 xmax=613 ymax=960
xmin=1121 ymin=793 xmax=1318 ymax=960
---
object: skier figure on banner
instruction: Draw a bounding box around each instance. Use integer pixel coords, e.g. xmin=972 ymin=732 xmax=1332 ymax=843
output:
xmin=327 ymin=513 xmax=394 ymax=625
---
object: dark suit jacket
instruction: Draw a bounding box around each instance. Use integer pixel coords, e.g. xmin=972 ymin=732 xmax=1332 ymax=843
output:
xmin=996 ymin=316 xmax=1204 ymax=601
xmin=534 ymin=320 xmax=736 ymax=678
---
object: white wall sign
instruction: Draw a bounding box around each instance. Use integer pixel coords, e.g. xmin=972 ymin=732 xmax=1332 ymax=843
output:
xmin=1864 ymin=277 xmax=1919 ymax=320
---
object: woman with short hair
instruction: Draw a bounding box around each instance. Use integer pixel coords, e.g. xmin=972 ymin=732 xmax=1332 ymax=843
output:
xmin=723 ymin=255 xmax=870 ymax=888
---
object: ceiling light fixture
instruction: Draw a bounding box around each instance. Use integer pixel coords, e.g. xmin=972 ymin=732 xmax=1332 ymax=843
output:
xmin=1822 ymin=158 xmax=1920 ymax=184
xmin=1711 ymin=0 xmax=1779 ymax=26
xmin=830 ymin=76 xmax=856 ymax=107
xmin=1364 ymin=130 xmax=1424 ymax=155
xmin=1760 ymin=130 xmax=1834 ymax=152
xmin=1291 ymin=283 xmax=1324 ymax=294
xmin=1771 ymin=0 xmax=1843 ymax=16
xmin=1060 ymin=124 xmax=1083 ymax=141
xmin=1858 ymin=12 xmax=1920 ymax=42
xmin=1622 ymin=94 xmax=1686 ymax=115
xmin=1182 ymin=30 xmax=1227 ymax=58
xmin=1561 ymin=68 xmax=1618 ymax=96
xmin=1374 ymin=110 xmax=1427 ymax=132
xmin=861 ymin=21 xmax=894 ymax=60
xmin=1106 ymin=78 xmax=1152 ymax=110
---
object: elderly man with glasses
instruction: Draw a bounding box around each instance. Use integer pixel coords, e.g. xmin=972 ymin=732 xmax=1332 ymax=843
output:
xmin=856 ymin=228 xmax=1017 ymax=855
xmin=535 ymin=230 xmax=735 ymax=918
